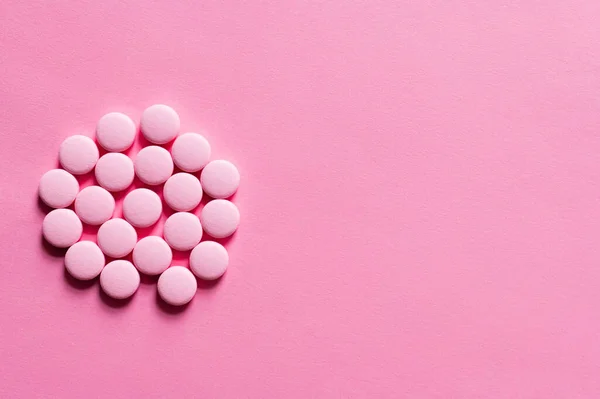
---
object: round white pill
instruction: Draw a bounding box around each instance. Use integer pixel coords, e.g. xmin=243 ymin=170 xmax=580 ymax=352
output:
xmin=140 ymin=104 xmax=180 ymax=144
xmin=171 ymin=132 xmax=211 ymax=172
xmin=200 ymin=160 xmax=240 ymax=199
xmin=122 ymin=188 xmax=162 ymax=228
xmin=133 ymin=236 xmax=172 ymax=275
xmin=74 ymin=186 xmax=115 ymax=225
xmin=39 ymin=169 xmax=79 ymax=209
xmin=134 ymin=146 xmax=173 ymax=186
xmin=100 ymin=260 xmax=140 ymax=300
xmin=64 ymin=241 xmax=105 ymax=280
xmin=157 ymin=266 xmax=197 ymax=306
xmin=42 ymin=209 xmax=83 ymax=248
xmin=163 ymin=212 xmax=202 ymax=251
xmin=95 ymin=153 xmax=135 ymax=192
xmin=59 ymin=135 xmax=99 ymax=175
xmin=190 ymin=241 xmax=229 ymax=280
xmin=96 ymin=112 xmax=136 ymax=152
xmin=200 ymin=199 xmax=240 ymax=238
xmin=163 ymin=173 xmax=202 ymax=212
xmin=97 ymin=218 xmax=137 ymax=258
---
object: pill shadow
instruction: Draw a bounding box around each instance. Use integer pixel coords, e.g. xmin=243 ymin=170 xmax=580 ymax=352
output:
xmin=196 ymin=276 xmax=222 ymax=290
xmin=41 ymin=236 xmax=68 ymax=258
xmin=155 ymin=291 xmax=189 ymax=315
xmin=37 ymin=197 xmax=52 ymax=216
xmin=63 ymin=268 xmax=96 ymax=290
xmin=99 ymin=286 xmax=133 ymax=309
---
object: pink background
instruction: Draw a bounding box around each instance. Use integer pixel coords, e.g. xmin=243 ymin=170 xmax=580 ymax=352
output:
xmin=2 ymin=1 xmax=600 ymax=397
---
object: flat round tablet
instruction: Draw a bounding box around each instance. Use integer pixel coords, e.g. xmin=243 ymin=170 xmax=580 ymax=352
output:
xmin=96 ymin=112 xmax=136 ymax=152
xmin=97 ymin=218 xmax=137 ymax=258
xmin=132 ymin=236 xmax=173 ymax=275
xmin=140 ymin=104 xmax=180 ymax=144
xmin=59 ymin=135 xmax=99 ymax=175
xmin=200 ymin=160 xmax=240 ymax=199
xmin=157 ymin=266 xmax=197 ymax=306
xmin=95 ymin=153 xmax=135 ymax=192
xmin=64 ymin=241 xmax=105 ymax=280
xmin=42 ymin=209 xmax=83 ymax=248
xmin=39 ymin=169 xmax=79 ymax=209
xmin=163 ymin=212 xmax=202 ymax=251
xmin=122 ymin=188 xmax=162 ymax=228
xmin=74 ymin=186 xmax=115 ymax=225
xmin=134 ymin=146 xmax=173 ymax=185
xmin=200 ymin=199 xmax=240 ymax=238
xmin=171 ymin=133 xmax=211 ymax=172
xmin=163 ymin=173 xmax=202 ymax=212
xmin=190 ymin=241 xmax=229 ymax=280
xmin=100 ymin=260 xmax=140 ymax=300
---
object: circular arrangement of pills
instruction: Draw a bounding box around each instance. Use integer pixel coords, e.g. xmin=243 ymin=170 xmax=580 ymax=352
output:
xmin=96 ymin=112 xmax=136 ymax=152
xmin=74 ymin=185 xmax=115 ymax=225
xmin=59 ymin=135 xmax=99 ymax=175
xmin=122 ymin=188 xmax=162 ymax=228
xmin=38 ymin=104 xmax=242 ymax=308
xmin=65 ymin=241 xmax=105 ymax=280
xmin=163 ymin=173 xmax=202 ymax=212
xmin=201 ymin=160 xmax=240 ymax=199
xmin=157 ymin=266 xmax=197 ymax=306
xmin=134 ymin=145 xmax=174 ymax=185
xmin=95 ymin=153 xmax=135 ymax=192
xmin=100 ymin=260 xmax=140 ymax=300
xmin=39 ymin=169 xmax=79 ymax=209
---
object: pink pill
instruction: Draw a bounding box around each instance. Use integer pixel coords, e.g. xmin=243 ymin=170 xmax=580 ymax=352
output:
xmin=59 ymin=135 xmax=99 ymax=175
xmin=190 ymin=241 xmax=229 ymax=280
xmin=97 ymin=218 xmax=137 ymax=258
xmin=171 ymin=133 xmax=211 ymax=172
xmin=134 ymin=146 xmax=173 ymax=185
xmin=200 ymin=199 xmax=240 ymax=238
xmin=42 ymin=209 xmax=83 ymax=248
xmin=100 ymin=260 xmax=140 ymax=300
xmin=163 ymin=173 xmax=202 ymax=212
xmin=140 ymin=104 xmax=180 ymax=144
xmin=74 ymin=186 xmax=115 ymax=225
xmin=163 ymin=212 xmax=202 ymax=251
xmin=200 ymin=160 xmax=240 ymax=199
xmin=133 ymin=236 xmax=172 ymax=275
xmin=157 ymin=266 xmax=197 ymax=306
xmin=64 ymin=241 xmax=105 ymax=280
xmin=39 ymin=169 xmax=79 ymax=209
xmin=96 ymin=112 xmax=136 ymax=152
xmin=122 ymin=188 xmax=162 ymax=228
xmin=95 ymin=153 xmax=135 ymax=192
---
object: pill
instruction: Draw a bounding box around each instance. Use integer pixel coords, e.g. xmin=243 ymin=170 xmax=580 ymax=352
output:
xmin=42 ymin=209 xmax=83 ymax=248
xmin=100 ymin=260 xmax=140 ymax=300
xmin=134 ymin=146 xmax=173 ymax=185
xmin=163 ymin=173 xmax=202 ymax=212
xmin=64 ymin=241 xmax=105 ymax=280
xmin=163 ymin=212 xmax=202 ymax=251
xmin=140 ymin=104 xmax=180 ymax=144
xmin=97 ymin=218 xmax=137 ymax=258
xmin=122 ymin=188 xmax=162 ymax=228
xmin=171 ymin=132 xmax=211 ymax=172
xmin=59 ymin=135 xmax=99 ymax=175
xmin=200 ymin=199 xmax=240 ymax=238
xmin=74 ymin=186 xmax=115 ymax=225
xmin=200 ymin=160 xmax=240 ymax=199
xmin=39 ymin=169 xmax=79 ymax=209
xmin=132 ymin=236 xmax=172 ymax=275
xmin=189 ymin=241 xmax=229 ymax=280
xmin=96 ymin=112 xmax=136 ymax=152
xmin=95 ymin=153 xmax=135 ymax=192
xmin=157 ymin=266 xmax=197 ymax=306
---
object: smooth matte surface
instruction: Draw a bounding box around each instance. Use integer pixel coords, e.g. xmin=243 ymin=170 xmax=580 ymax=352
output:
xmin=200 ymin=199 xmax=240 ymax=239
xmin=42 ymin=209 xmax=83 ymax=248
xmin=74 ymin=185 xmax=115 ymax=226
xmin=171 ymin=132 xmax=211 ymax=172
xmin=99 ymin=260 xmax=140 ymax=300
xmin=140 ymin=104 xmax=180 ymax=144
xmin=58 ymin=135 xmax=99 ymax=175
xmin=132 ymin=236 xmax=172 ymax=276
xmin=157 ymin=266 xmax=197 ymax=306
xmin=5 ymin=1 xmax=600 ymax=398
xmin=134 ymin=145 xmax=174 ymax=186
xmin=122 ymin=188 xmax=162 ymax=228
xmin=95 ymin=112 xmax=136 ymax=152
xmin=190 ymin=241 xmax=228 ymax=280
xmin=64 ymin=241 xmax=105 ymax=280
xmin=97 ymin=218 xmax=137 ymax=258
xmin=200 ymin=160 xmax=240 ymax=199
xmin=95 ymin=153 xmax=135 ymax=192
xmin=163 ymin=173 xmax=202 ymax=212
xmin=163 ymin=212 xmax=203 ymax=251
xmin=38 ymin=169 xmax=79 ymax=209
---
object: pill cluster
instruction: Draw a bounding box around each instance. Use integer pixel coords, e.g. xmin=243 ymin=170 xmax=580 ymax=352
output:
xmin=39 ymin=104 xmax=240 ymax=307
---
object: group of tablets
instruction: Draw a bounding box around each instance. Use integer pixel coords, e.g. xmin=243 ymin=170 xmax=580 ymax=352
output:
xmin=39 ymin=104 xmax=240 ymax=306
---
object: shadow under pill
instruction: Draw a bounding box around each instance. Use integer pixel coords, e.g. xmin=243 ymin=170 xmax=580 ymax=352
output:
xmin=155 ymin=291 xmax=189 ymax=315
xmin=41 ymin=236 xmax=68 ymax=258
xmin=63 ymin=268 xmax=96 ymax=290
xmin=98 ymin=286 xmax=134 ymax=309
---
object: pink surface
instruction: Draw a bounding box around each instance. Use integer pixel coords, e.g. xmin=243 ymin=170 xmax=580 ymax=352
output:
xmin=4 ymin=1 xmax=600 ymax=397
